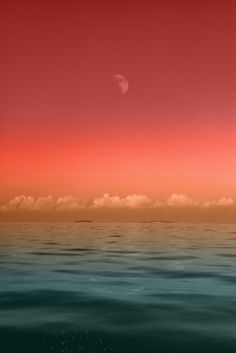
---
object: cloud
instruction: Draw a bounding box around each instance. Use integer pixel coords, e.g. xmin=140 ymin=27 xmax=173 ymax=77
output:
xmin=166 ymin=193 xmax=198 ymax=207
xmin=55 ymin=196 xmax=88 ymax=211
xmin=0 ymin=193 xmax=234 ymax=212
xmin=92 ymin=193 xmax=152 ymax=208
xmin=0 ymin=195 xmax=54 ymax=212
xmin=0 ymin=195 xmax=88 ymax=212
xmin=202 ymin=197 xmax=235 ymax=208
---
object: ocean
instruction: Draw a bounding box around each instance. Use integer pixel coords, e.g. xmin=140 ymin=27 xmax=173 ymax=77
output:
xmin=1 ymin=222 xmax=236 ymax=352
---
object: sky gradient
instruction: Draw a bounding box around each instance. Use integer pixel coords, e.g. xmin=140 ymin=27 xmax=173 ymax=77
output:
xmin=1 ymin=0 xmax=236 ymax=214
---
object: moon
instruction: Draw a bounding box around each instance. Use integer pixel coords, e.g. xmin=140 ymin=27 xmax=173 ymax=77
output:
xmin=113 ymin=74 xmax=129 ymax=94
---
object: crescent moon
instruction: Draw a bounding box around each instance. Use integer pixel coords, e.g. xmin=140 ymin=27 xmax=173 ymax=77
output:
xmin=113 ymin=74 xmax=129 ymax=94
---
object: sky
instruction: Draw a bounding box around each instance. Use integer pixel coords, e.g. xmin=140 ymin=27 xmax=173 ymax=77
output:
xmin=1 ymin=0 xmax=236 ymax=218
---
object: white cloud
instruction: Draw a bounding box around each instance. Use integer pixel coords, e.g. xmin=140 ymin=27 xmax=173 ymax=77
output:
xmin=125 ymin=194 xmax=152 ymax=208
xmin=55 ymin=196 xmax=88 ymax=211
xmin=202 ymin=197 xmax=235 ymax=208
xmin=0 ymin=195 xmax=54 ymax=212
xmin=166 ymin=193 xmax=198 ymax=207
xmin=0 ymin=193 xmax=234 ymax=212
xmin=92 ymin=193 xmax=152 ymax=208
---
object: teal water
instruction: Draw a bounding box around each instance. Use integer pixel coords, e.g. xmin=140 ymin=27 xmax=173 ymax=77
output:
xmin=1 ymin=222 xmax=236 ymax=352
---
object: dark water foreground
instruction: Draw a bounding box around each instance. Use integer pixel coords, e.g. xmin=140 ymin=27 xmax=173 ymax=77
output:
xmin=1 ymin=222 xmax=236 ymax=353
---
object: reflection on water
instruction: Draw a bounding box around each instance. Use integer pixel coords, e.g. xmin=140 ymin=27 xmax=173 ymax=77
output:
xmin=1 ymin=222 xmax=236 ymax=352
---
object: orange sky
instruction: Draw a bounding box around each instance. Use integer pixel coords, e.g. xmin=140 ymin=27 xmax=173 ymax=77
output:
xmin=1 ymin=0 xmax=236 ymax=204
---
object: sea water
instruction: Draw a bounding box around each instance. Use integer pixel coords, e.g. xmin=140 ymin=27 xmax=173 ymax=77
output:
xmin=1 ymin=222 xmax=236 ymax=352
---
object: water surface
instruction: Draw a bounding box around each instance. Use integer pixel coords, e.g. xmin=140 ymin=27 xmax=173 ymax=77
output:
xmin=1 ymin=222 xmax=236 ymax=352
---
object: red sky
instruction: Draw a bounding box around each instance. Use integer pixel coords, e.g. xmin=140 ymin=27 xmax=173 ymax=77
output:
xmin=1 ymin=0 xmax=236 ymax=203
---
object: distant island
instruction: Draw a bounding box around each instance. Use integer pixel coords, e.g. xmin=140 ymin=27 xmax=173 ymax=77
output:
xmin=74 ymin=220 xmax=93 ymax=223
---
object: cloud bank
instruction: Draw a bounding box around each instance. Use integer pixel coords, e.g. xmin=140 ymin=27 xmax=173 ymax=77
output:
xmin=202 ymin=197 xmax=235 ymax=208
xmin=0 ymin=193 xmax=234 ymax=212
xmin=92 ymin=193 xmax=152 ymax=208
xmin=166 ymin=193 xmax=198 ymax=207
